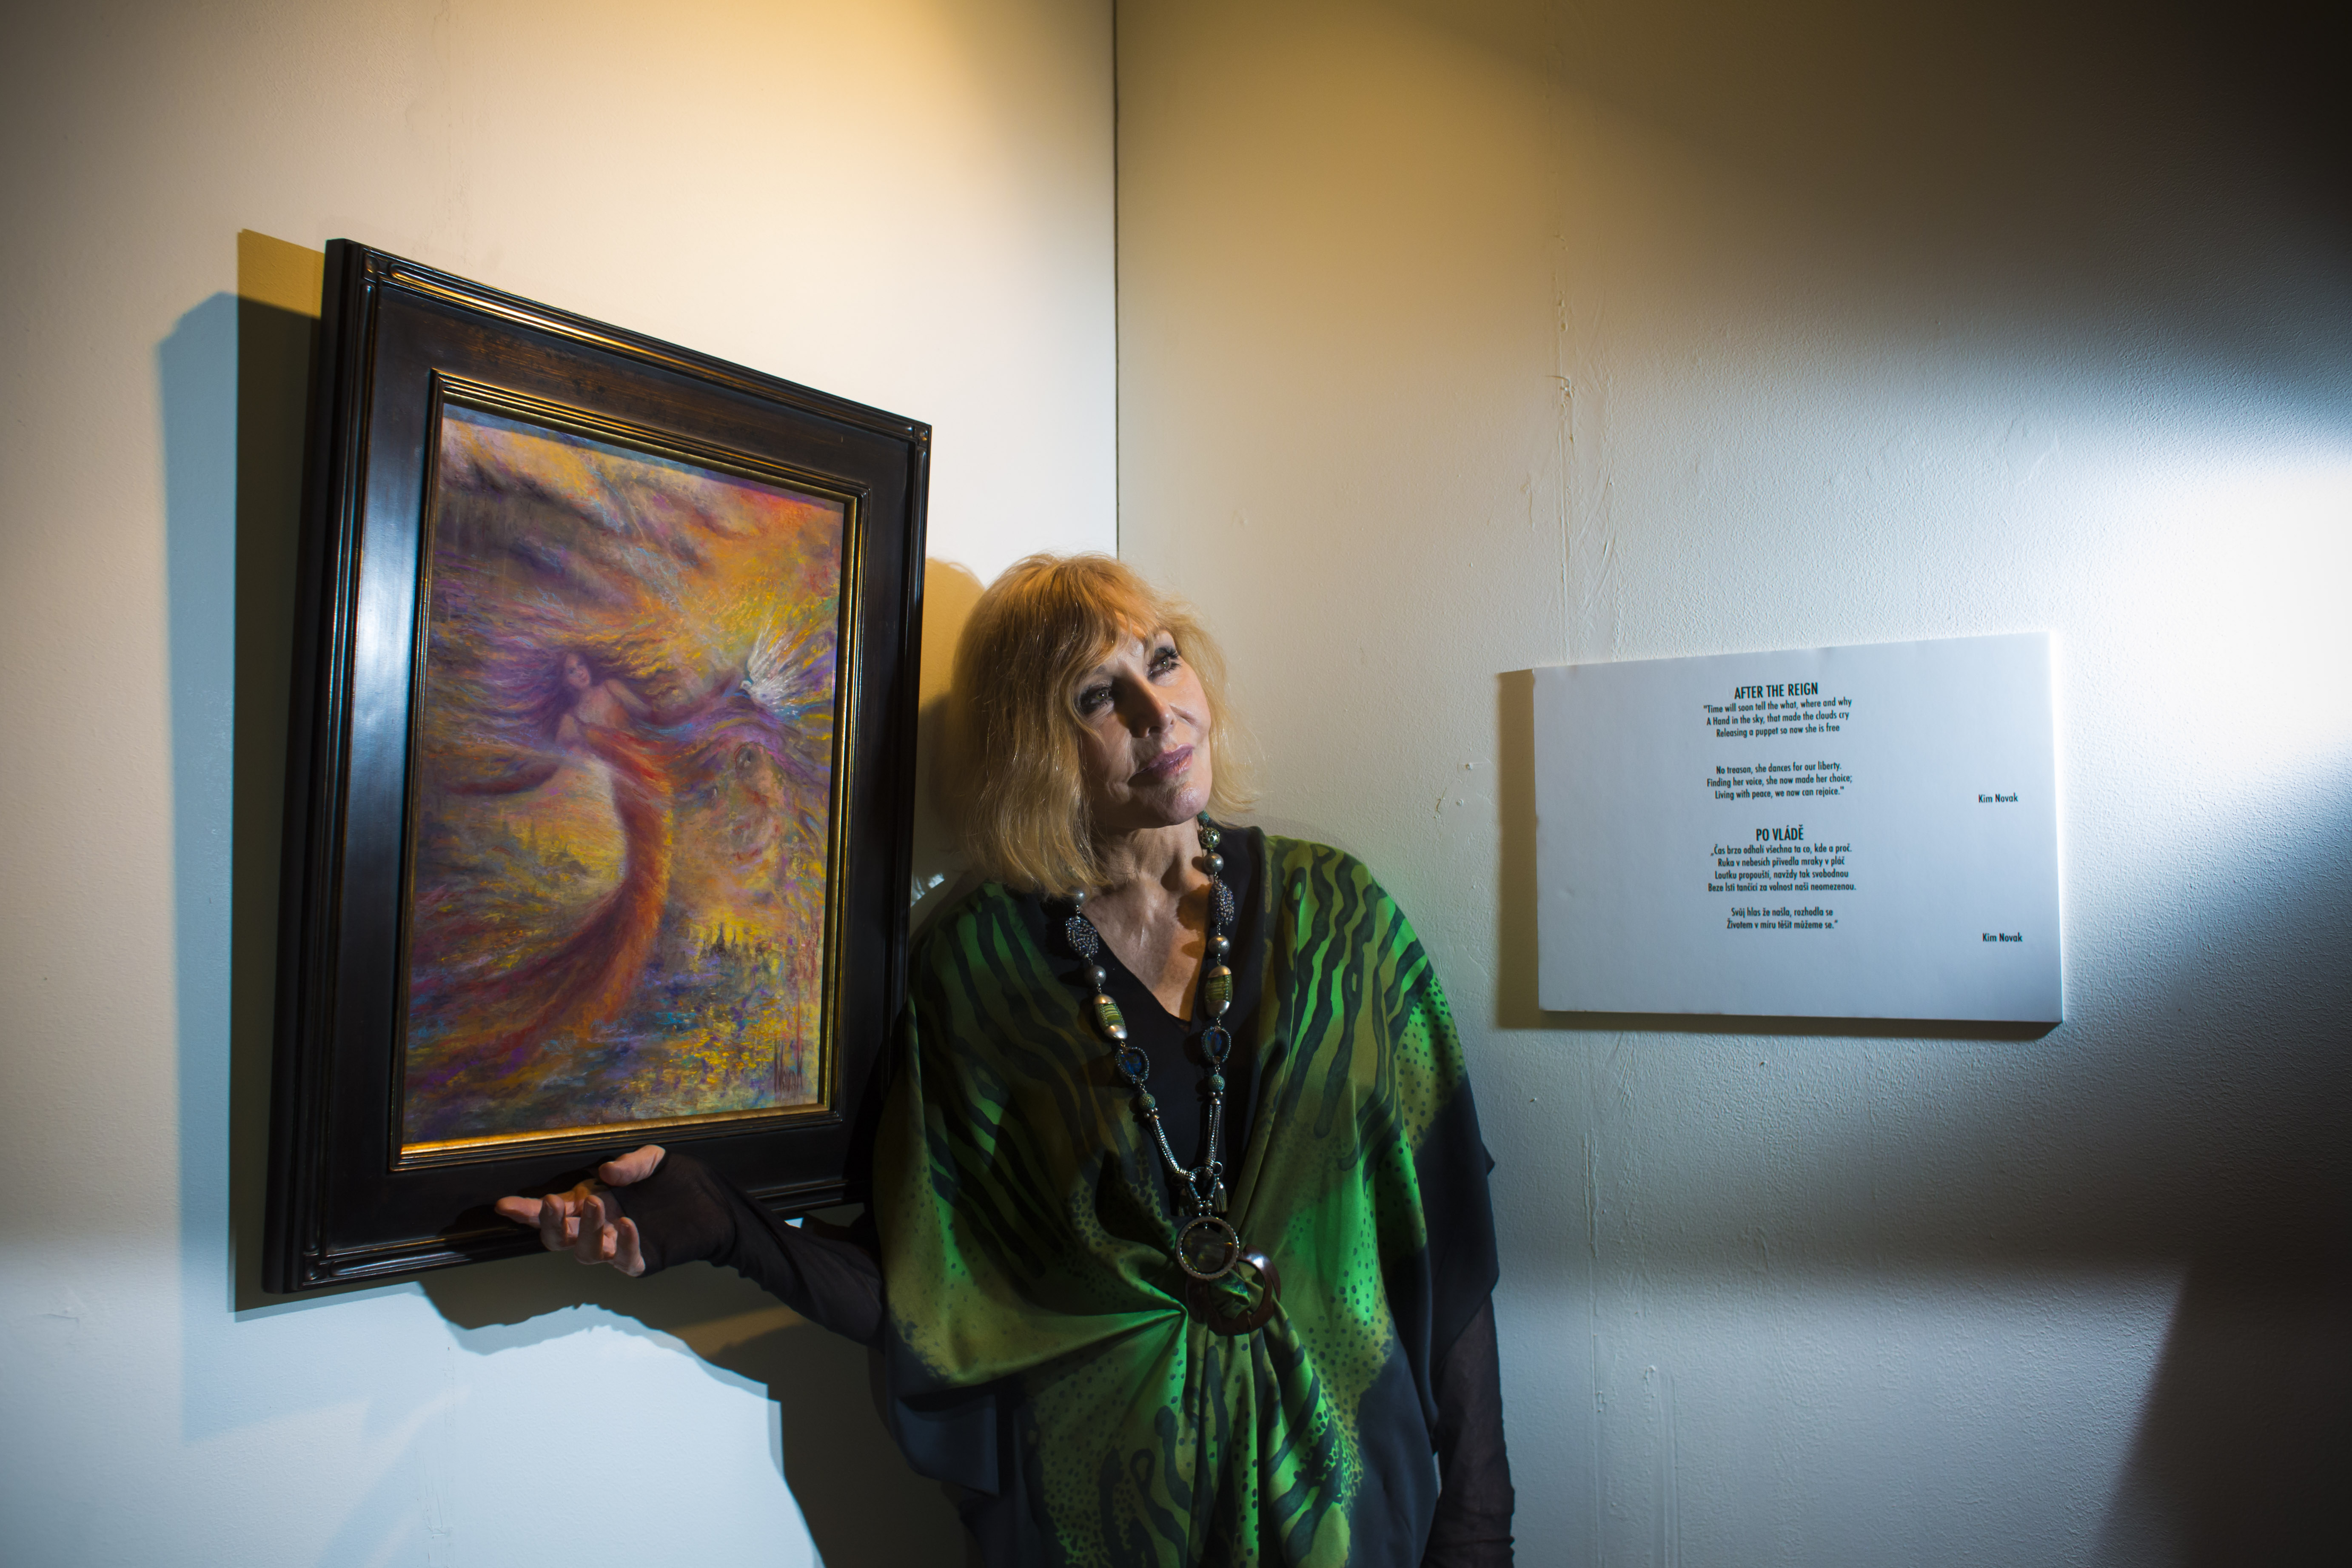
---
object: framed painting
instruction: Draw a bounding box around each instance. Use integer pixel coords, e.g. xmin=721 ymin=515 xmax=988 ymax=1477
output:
xmin=263 ymin=242 xmax=928 ymax=1293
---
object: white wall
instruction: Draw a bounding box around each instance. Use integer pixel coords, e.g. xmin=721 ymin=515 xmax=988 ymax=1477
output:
xmin=1115 ymin=2 xmax=2350 ymax=1562
xmin=0 ymin=2 xmax=1112 ymax=1562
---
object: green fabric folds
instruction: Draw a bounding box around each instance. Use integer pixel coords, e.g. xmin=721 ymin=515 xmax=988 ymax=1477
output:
xmin=875 ymin=837 xmax=1485 ymax=1567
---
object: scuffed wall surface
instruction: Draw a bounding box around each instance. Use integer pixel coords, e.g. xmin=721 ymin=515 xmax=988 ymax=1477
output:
xmin=1115 ymin=1 xmax=2351 ymax=1561
xmin=0 ymin=2 xmax=1112 ymax=1562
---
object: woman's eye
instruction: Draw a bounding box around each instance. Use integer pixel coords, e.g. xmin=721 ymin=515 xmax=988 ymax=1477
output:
xmin=1150 ymin=646 xmax=1180 ymax=675
xmin=1077 ymin=684 xmax=1112 ymax=713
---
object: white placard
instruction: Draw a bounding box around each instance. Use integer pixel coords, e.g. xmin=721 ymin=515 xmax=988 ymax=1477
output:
xmin=1534 ymin=633 xmax=2061 ymax=1021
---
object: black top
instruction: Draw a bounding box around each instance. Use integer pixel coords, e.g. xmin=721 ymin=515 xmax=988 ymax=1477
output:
xmin=1008 ymin=822 xmax=1271 ymax=1193
xmin=615 ymin=827 xmax=1513 ymax=1565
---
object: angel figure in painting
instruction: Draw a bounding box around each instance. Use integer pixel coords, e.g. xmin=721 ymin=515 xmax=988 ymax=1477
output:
xmin=556 ymin=647 xmax=650 ymax=741
xmin=440 ymin=647 xmax=680 ymax=1087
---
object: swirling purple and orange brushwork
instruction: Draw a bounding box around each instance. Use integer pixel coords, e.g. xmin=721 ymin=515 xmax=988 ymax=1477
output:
xmin=399 ymin=405 xmax=844 ymax=1151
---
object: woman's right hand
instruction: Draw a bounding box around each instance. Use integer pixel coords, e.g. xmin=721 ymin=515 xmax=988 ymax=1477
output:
xmin=494 ymin=1144 xmax=667 ymax=1276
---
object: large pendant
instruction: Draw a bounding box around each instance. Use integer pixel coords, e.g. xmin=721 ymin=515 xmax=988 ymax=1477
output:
xmin=1175 ymin=1214 xmax=1241 ymax=1281
xmin=1184 ymin=1250 xmax=1282 ymax=1336
xmin=1175 ymin=1217 xmax=1281 ymax=1336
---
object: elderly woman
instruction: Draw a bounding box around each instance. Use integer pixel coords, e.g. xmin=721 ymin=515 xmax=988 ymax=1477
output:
xmin=499 ymin=555 xmax=1514 ymax=1566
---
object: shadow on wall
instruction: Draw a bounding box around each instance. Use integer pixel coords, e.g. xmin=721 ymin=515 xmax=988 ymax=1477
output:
xmin=911 ymin=557 xmax=986 ymax=916
xmin=191 ymin=232 xmax=980 ymax=1562
xmin=2093 ymin=1254 xmax=2352 ymax=1565
xmin=160 ymin=285 xmax=245 ymax=1341
xmin=159 ymin=239 xmax=318 ymax=1378
xmin=225 ymin=235 xmax=317 ymax=1317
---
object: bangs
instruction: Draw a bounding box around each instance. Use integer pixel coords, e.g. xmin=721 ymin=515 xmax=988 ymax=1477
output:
xmin=1025 ymin=570 xmax=1168 ymax=701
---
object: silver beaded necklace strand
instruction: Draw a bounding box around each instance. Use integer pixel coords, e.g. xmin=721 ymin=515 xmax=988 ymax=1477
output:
xmin=1065 ymin=815 xmax=1277 ymax=1330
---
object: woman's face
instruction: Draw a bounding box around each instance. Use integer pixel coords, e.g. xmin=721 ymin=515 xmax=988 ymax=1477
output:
xmin=563 ymin=652 xmax=593 ymax=691
xmin=1070 ymin=626 xmax=1213 ymax=838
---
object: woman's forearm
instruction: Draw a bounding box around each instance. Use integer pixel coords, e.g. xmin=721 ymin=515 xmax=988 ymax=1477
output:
xmin=611 ymin=1150 xmax=885 ymax=1345
xmin=1425 ymin=1294 xmax=1516 ymax=1567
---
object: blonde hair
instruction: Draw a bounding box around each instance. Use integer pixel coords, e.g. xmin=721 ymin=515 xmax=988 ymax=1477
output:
xmin=948 ymin=554 xmax=1252 ymax=895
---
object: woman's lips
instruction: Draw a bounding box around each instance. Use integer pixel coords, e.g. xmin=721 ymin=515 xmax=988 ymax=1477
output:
xmin=1131 ymin=744 xmax=1192 ymax=784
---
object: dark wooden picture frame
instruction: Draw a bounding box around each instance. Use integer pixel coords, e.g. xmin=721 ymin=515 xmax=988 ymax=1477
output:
xmin=263 ymin=243 xmax=929 ymax=1293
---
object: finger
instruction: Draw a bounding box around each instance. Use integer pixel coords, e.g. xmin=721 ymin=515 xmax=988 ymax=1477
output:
xmin=599 ymin=1144 xmax=667 ymax=1188
xmin=538 ymin=1191 xmax=571 ymax=1254
xmin=587 ymin=1200 xmax=621 ymax=1268
xmin=493 ymin=1196 xmax=543 ymax=1227
xmin=557 ymin=1178 xmax=603 ymax=1206
xmin=612 ymin=1217 xmax=646 ymax=1277
xmin=573 ymin=1191 xmax=611 ymax=1264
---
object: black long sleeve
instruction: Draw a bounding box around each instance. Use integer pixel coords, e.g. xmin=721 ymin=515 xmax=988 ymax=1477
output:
xmin=1425 ymin=1294 xmax=1516 ymax=1566
xmin=609 ymin=1150 xmax=886 ymax=1346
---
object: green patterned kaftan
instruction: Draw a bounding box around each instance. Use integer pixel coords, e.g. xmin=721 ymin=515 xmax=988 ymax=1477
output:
xmin=874 ymin=835 xmax=1499 ymax=1567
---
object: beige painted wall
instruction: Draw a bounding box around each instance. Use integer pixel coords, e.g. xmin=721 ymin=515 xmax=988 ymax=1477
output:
xmin=0 ymin=2 xmax=1110 ymax=1562
xmin=1117 ymin=1 xmax=2350 ymax=1562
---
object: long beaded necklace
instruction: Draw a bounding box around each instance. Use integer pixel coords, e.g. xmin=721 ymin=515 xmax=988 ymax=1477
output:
xmin=1064 ymin=815 xmax=1279 ymax=1333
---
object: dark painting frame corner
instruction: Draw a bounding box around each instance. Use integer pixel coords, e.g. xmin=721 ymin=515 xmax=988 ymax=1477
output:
xmin=263 ymin=242 xmax=928 ymax=1294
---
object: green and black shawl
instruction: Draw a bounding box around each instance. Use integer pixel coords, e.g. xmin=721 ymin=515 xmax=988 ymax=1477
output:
xmin=875 ymin=835 xmax=1498 ymax=1567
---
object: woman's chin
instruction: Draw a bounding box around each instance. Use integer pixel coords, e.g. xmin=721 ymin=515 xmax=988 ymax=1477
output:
xmin=1154 ymin=771 xmax=1212 ymax=824
xmin=1098 ymin=777 xmax=1213 ymax=837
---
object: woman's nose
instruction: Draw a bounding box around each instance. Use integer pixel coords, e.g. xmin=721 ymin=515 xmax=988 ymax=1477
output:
xmin=1123 ymin=685 xmax=1174 ymax=733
